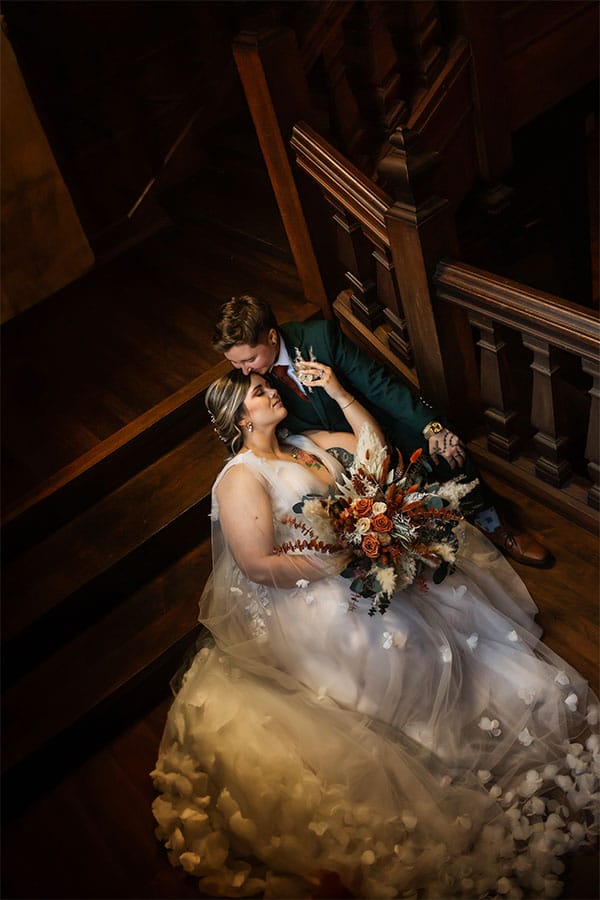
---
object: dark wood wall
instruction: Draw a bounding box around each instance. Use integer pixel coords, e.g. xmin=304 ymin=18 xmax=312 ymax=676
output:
xmin=1 ymin=1 xmax=248 ymax=255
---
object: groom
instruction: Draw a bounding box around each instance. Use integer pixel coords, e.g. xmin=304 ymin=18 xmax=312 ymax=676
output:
xmin=212 ymin=294 xmax=553 ymax=568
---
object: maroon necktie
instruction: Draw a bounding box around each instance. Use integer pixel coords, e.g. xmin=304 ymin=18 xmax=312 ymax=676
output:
xmin=271 ymin=365 xmax=310 ymax=402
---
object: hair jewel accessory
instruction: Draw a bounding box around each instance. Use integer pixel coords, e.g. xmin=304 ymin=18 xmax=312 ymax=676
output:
xmin=209 ymin=413 xmax=216 ymax=424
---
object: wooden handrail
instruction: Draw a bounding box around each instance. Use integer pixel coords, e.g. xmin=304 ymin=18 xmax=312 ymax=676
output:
xmin=434 ymin=260 xmax=600 ymax=358
xmin=291 ymin=121 xmax=391 ymax=246
xmin=435 ymin=258 xmax=600 ymax=527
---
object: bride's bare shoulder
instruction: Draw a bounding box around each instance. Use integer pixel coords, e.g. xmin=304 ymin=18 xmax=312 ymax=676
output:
xmin=215 ymin=456 xmax=266 ymax=500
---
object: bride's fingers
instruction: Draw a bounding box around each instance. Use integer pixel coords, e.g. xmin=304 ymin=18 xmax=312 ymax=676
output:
xmin=298 ymin=361 xmax=332 ymax=384
xmin=300 ymin=361 xmax=327 ymax=375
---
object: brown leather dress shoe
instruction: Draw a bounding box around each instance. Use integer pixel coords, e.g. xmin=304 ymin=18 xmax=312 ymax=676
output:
xmin=486 ymin=525 xmax=555 ymax=568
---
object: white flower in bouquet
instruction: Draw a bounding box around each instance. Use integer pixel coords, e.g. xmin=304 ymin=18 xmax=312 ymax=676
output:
xmin=300 ymin=498 xmax=337 ymax=544
xmin=352 ymin=423 xmax=388 ymax=482
xmin=396 ymin=555 xmax=418 ymax=592
xmin=425 ymin=542 xmax=459 ymax=564
xmin=435 ymin=479 xmax=480 ymax=510
xmin=373 ymin=564 xmax=397 ymax=597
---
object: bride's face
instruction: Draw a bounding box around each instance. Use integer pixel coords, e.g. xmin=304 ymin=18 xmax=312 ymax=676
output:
xmin=241 ymin=374 xmax=287 ymax=431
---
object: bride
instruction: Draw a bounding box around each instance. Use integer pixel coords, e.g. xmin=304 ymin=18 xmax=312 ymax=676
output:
xmin=151 ymin=362 xmax=598 ymax=899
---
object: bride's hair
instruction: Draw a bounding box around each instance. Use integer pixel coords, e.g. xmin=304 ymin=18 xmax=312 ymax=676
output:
xmin=206 ymin=370 xmax=251 ymax=456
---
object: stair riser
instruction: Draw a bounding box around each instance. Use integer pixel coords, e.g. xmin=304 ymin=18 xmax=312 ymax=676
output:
xmin=1 ymin=623 xmax=204 ymax=804
xmin=2 ymin=403 xmax=209 ymax=563
xmin=2 ymin=496 xmax=212 ymax=686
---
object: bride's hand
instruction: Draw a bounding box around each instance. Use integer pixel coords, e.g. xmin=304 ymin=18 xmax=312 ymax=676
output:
xmin=296 ymin=361 xmax=352 ymax=407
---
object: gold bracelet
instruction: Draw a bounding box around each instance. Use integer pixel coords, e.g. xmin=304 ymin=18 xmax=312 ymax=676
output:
xmin=340 ymin=396 xmax=355 ymax=410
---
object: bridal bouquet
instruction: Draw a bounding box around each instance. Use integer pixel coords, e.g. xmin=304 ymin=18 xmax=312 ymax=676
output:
xmin=276 ymin=426 xmax=478 ymax=615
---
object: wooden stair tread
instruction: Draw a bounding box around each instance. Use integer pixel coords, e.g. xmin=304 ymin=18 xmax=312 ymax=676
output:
xmin=157 ymin=219 xmax=305 ymax=301
xmin=2 ymin=360 xmax=230 ymax=530
xmin=2 ymin=541 xmax=211 ymax=773
xmin=2 ymin=425 xmax=225 ymax=643
xmin=162 ymin=162 xmax=292 ymax=258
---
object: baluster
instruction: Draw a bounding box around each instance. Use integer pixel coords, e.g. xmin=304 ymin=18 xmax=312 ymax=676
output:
xmin=470 ymin=313 xmax=520 ymax=460
xmin=522 ymin=336 xmax=572 ymax=487
xmin=321 ymin=24 xmax=370 ymax=170
xmin=582 ymin=355 xmax=600 ymax=509
xmin=372 ymin=246 xmax=413 ymax=366
xmin=406 ymin=0 xmax=445 ymax=92
xmin=362 ymin=1 xmax=408 ymax=139
xmin=331 ymin=204 xmax=383 ymax=329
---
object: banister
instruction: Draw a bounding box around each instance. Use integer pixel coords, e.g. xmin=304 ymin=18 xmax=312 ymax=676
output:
xmin=291 ymin=121 xmax=480 ymax=422
xmin=291 ymin=121 xmax=391 ymax=246
xmin=435 ymin=257 xmax=599 ymax=525
xmin=435 ymin=259 xmax=600 ymax=359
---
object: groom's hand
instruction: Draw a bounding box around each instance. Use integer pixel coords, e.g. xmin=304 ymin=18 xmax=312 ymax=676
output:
xmin=428 ymin=428 xmax=467 ymax=469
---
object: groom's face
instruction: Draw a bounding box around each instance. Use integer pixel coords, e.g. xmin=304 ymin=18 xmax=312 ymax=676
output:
xmin=224 ymin=328 xmax=279 ymax=376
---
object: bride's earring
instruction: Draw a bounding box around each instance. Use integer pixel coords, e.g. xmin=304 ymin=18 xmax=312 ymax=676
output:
xmin=245 ymin=422 xmax=254 ymax=432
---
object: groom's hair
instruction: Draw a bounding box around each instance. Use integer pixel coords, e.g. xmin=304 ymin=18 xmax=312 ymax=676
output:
xmin=212 ymin=295 xmax=278 ymax=352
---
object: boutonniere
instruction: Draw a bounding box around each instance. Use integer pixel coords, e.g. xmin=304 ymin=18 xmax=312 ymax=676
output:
xmin=292 ymin=346 xmax=318 ymax=391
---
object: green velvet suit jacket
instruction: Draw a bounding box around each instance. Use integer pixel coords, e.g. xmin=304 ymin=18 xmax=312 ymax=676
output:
xmin=275 ymin=319 xmax=438 ymax=458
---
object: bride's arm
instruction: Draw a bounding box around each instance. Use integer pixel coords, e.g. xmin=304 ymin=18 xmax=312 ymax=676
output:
xmin=296 ymin=360 xmax=385 ymax=453
xmin=216 ymin=464 xmax=346 ymax=588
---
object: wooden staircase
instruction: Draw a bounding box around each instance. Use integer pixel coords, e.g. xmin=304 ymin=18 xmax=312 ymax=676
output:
xmin=1 ymin=393 xmax=207 ymax=806
xmin=1 ymin=119 xmax=318 ymax=809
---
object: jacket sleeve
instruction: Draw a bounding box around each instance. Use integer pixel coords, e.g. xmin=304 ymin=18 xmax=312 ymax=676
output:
xmin=322 ymin=320 xmax=441 ymax=450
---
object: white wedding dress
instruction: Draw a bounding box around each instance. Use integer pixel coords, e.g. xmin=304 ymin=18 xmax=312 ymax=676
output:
xmin=152 ymin=437 xmax=599 ymax=899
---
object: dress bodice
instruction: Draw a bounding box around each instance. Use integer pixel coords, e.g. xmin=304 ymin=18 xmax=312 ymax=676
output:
xmin=211 ymin=435 xmax=345 ymax=542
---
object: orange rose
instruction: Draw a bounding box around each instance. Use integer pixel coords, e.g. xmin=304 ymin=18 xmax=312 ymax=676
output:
xmin=362 ymin=535 xmax=381 ymax=559
xmin=353 ymin=497 xmax=373 ymax=517
xmin=371 ymin=514 xmax=393 ymax=534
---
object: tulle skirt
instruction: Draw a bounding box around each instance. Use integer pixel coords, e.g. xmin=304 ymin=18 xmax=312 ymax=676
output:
xmin=152 ymin=528 xmax=599 ymax=898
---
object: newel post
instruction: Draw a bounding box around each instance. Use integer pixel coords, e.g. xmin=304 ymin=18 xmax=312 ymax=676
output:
xmin=379 ymin=128 xmax=479 ymax=428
